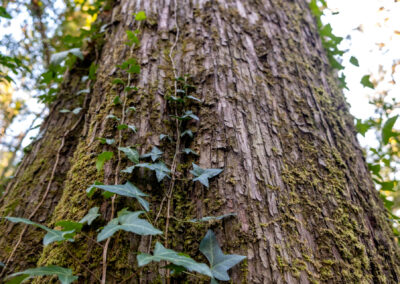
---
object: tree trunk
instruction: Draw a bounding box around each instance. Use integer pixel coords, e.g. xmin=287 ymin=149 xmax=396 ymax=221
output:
xmin=1 ymin=0 xmax=400 ymax=283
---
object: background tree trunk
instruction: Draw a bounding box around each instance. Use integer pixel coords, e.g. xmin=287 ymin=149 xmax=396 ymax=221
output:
xmin=1 ymin=0 xmax=400 ymax=283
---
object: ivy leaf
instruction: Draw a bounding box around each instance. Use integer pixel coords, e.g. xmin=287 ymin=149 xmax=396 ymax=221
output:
xmin=349 ymin=56 xmax=359 ymax=67
xmin=90 ymin=182 xmax=149 ymax=211
xmin=96 ymin=219 xmax=120 ymax=242
xmin=141 ymin=146 xmax=163 ymax=161
xmin=77 ymin=88 xmax=90 ymax=95
xmin=54 ymin=221 xmax=83 ymax=233
xmin=112 ymin=78 xmax=125 ymax=85
xmin=79 ymin=207 xmax=100 ymax=225
xmin=186 ymin=95 xmax=201 ymax=102
xmin=89 ymin=62 xmax=97 ymax=80
xmin=118 ymin=211 xmax=161 ymax=235
xmin=189 ymin=213 xmax=236 ymax=223
xmin=360 ymin=75 xmax=374 ymax=89
xmin=168 ymin=95 xmax=184 ymax=103
xmin=137 ymin=242 xmax=212 ymax=277
xmin=126 ymin=106 xmax=136 ymax=113
xmin=181 ymin=130 xmax=193 ymax=138
xmin=117 ymin=124 xmax=128 ymax=130
xmin=4 ymin=217 xmax=74 ymax=246
xmin=134 ymin=11 xmax=147 ymax=21
xmin=106 ymin=114 xmax=120 ymax=121
xmin=86 ymin=181 xmax=103 ymax=197
xmin=113 ymin=96 xmax=122 ymax=105
xmin=190 ymin=163 xmax=223 ymax=187
xmin=160 ymin=134 xmax=172 ymax=141
xmin=6 ymin=266 xmax=78 ymax=284
xmin=128 ymin=125 xmax=137 ymax=132
xmin=50 ymin=48 xmax=83 ymax=66
xmin=199 ymin=230 xmax=246 ymax=281
xmin=72 ymin=107 xmax=82 ymax=114
xmin=96 ymin=151 xmax=113 ymax=171
xmin=174 ymin=110 xmax=199 ymax=121
xmin=382 ymin=115 xmax=398 ymax=145
xmin=125 ymin=86 xmax=138 ymax=92
xmin=182 ymin=148 xmax=198 ymax=155
xmin=97 ymin=211 xmax=161 ymax=242
xmin=105 ymin=138 xmax=116 ymax=145
xmin=119 ymin=147 xmax=140 ymax=163
xmin=126 ymin=162 xmax=171 ymax=182
xmin=126 ymin=30 xmax=140 ymax=46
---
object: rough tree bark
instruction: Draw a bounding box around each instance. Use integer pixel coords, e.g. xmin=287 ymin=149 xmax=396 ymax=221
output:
xmin=1 ymin=0 xmax=400 ymax=283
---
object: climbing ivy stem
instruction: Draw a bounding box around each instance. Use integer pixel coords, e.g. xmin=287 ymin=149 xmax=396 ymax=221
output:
xmin=100 ymin=24 xmax=138 ymax=283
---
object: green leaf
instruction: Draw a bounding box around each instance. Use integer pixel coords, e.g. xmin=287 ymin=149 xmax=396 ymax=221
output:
xmin=141 ymin=146 xmax=163 ymax=162
xmin=189 ymin=213 xmax=236 ymax=223
xmin=79 ymin=207 xmax=100 ymax=225
xmin=72 ymin=107 xmax=82 ymax=114
xmin=106 ymin=114 xmax=120 ymax=121
xmin=182 ymin=148 xmax=198 ymax=155
xmin=360 ymin=75 xmax=374 ymax=89
xmin=96 ymin=219 xmax=119 ymax=241
xmin=97 ymin=211 xmax=161 ymax=242
xmin=186 ymin=95 xmax=201 ymax=102
xmin=50 ymin=48 xmax=83 ymax=66
xmin=106 ymin=139 xmax=116 ymax=145
xmin=126 ymin=30 xmax=140 ymax=45
xmin=4 ymin=217 xmax=74 ymax=246
xmin=96 ymin=151 xmax=113 ymax=171
xmin=6 ymin=266 xmax=78 ymax=284
xmin=126 ymin=162 xmax=171 ymax=182
xmin=0 ymin=7 xmax=12 ymax=19
xmin=86 ymin=181 xmax=103 ymax=197
xmin=181 ymin=130 xmax=193 ymax=138
xmin=199 ymin=230 xmax=246 ymax=281
xmin=173 ymin=110 xmax=199 ymax=121
xmin=125 ymin=86 xmax=138 ymax=92
xmin=77 ymin=88 xmax=90 ymax=95
xmin=90 ymin=182 xmax=149 ymax=211
xmin=190 ymin=163 xmax=223 ymax=187
xmin=119 ymin=147 xmax=140 ymax=163
xmin=159 ymin=134 xmax=171 ymax=141
xmin=112 ymin=78 xmax=125 ymax=85
xmin=349 ymin=56 xmax=359 ymax=67
xmin=355 ymin=119 xmax=372 ymax=136
xmin=54 ymin=221 xmax=83 ymax=233
xmin=126 ymin=106 xmax=136 ymax=113
xmin=137 ymin=242 xmax=212 ymax=277
xmin=89 ymin=62 xmax=97 ymax=80
xmin=135 ymin=11 xmax=147 ymax=21
xmin=60 ymin=109 xmax=70 ymax=113
xmin=114 ymin=96 xmax=122 ymax=105
xmin=128 ymin=125 xmax=137 ymax=132
xmin=382 ymin=115 xmax=398 ymax=145
xmin=0 ymin=261 xmax=5 ymax=267
xmin=117 ymin=124 xmax=128 ymax=130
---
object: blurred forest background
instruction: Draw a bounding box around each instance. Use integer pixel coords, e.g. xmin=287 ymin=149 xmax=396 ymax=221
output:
xmin=1 ymin=0 xmax=400 ymax=236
